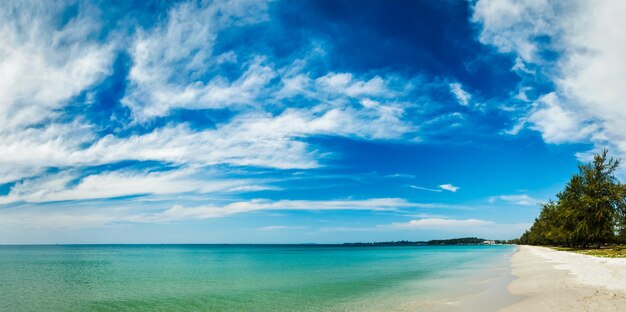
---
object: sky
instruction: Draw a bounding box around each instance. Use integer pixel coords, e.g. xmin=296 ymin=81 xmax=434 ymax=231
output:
xmin=0 ymin=0 xmax=624 ymax=244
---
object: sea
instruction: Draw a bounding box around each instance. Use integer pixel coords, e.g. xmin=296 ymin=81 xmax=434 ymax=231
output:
xmin=0 ymin=244 xmax=518 ymax=311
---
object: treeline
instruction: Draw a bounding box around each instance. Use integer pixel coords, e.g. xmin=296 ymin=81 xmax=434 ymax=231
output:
xmin=427 ymin=237 xmax=491 ymax=245
xmin=518 ymin=150 xmax=626 ymax=247
xmin=343 ymin=240 xmax=425 ymax=246
xmin=343 ymin=237 xmax=509 ymax=246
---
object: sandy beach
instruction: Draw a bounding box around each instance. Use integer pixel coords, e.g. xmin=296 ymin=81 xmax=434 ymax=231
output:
xmin=501 ymin=245 xmax=626 ymax=311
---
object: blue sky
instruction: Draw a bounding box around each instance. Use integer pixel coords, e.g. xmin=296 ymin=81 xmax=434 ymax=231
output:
xmin=0 ymin=0 xmax=623 ymax=244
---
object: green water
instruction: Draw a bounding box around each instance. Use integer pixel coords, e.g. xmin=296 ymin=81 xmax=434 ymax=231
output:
xmin=0 ymin=245 xmax=515 ymax=311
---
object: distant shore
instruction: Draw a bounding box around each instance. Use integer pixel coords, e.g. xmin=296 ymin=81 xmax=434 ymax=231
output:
xmin=501 ymin=245 xmax=626 ymax=311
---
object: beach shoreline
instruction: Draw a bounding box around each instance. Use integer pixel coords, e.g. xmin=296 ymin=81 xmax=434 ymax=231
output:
xmin=500 ymin=245 xmax=626 ymax=311
xmin=438 ymin=246 xmax=522 ymax=312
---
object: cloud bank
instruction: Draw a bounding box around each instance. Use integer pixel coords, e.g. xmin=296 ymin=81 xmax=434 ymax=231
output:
xmin=474 ymin=0 xmax=626 ymax=159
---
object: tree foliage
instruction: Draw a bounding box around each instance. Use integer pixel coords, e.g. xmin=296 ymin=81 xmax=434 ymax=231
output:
xmin=519 ymin=150 xmax=626 ymax=247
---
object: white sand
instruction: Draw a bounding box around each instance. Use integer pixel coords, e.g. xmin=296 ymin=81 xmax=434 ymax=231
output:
xmin=501 ymin=245 xmax=626 ymax=311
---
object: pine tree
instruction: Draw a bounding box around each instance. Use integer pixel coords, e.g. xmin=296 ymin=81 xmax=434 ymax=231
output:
xmin=519 ymin=149 xmax=626 ymax=247
xmin=577 ymin=150 xmax=620 ymax=246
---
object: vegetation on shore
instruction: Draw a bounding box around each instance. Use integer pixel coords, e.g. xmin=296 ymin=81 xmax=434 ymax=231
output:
xmin=552 ymin=245 xmax=626 ymax=258
xmin=342 ymin=237 xmax=509 ymax=246
xmin=516 ymin=150 xmax=626 ymax=248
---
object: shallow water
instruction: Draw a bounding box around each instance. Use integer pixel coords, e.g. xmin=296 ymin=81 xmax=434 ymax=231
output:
xmin=0 ymin=245 xmax=515 ymax=311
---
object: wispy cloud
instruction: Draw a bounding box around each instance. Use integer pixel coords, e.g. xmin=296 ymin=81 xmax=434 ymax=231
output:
xmin=0 ymin=167 xmax=276 ymax=204
xmin=123 ymin=0 xmax=270 ymax=120
xmin=527 ymin=93 xmax=596 ymax=144
xmin=438 ymin=184 xmax=460 ymax=192
xmin=0 ymin=2 xmax=114 ymax=132
xmin=0 ymin=0 xmax=431 ymax=190
xmin=318 ymin=226 xmax=384 ymax=233
xmin=449 ymin=82 xmax=471 ymax=106
xmin=488 ymin=194 xmax=541 ymax=206
xmin=381 ymin=218 xmax=531 ymax=239
xmin=409 ymin=185 xmax=442 ymax=192
xmin=409 ymin=184 xmax=459 ymax=193
xmin=474 ymin=0 xmax=626 ymax=165
xmin=132 ymin=198 xmax=432 ymax=223
xmin=0 ymin=2 xmax=114 ymax=184
xmin=386 ymin=173 xmax=416 ymax=179
xmin=0 ymin=198 xmax=449 ymax=229
xmin=258 ymin=225 xmax=308 ymax=231
xmin=388 ymin=218 xmax=493 ymax=229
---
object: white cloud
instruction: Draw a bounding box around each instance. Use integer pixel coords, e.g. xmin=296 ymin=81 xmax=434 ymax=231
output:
xmin=258 ymin=225 xmax=307 ymax=231
xmin=0 ymin=101 xmax=414 ymax=185
xmin=449 ymin=82 xmax=471 ymax=106
xmin=85 ymin=106 xmax=409 ymax=166
xmin=83 ymin=119 xmax=316 ymax=169
xmin=0 ymin=0 xmax=476 ymax=240
xmin=472 ymin=0 xmax=566 ymax=64
xmin=122 ymin=0 xmax=413 ymax=130
xmin=410 ymin=184 xmax=459 ymax=192
xmin=383 ymin=218 xmax=531 ymax=239
xmin=527 ymin=93 xmax=596 ymax=143
xmin=489 ymin=194 xmax=541 ymax=206
xmin=276 ymin=74 xmax=312 ymax=99
xmin=390 ymin=218 xmax=493 ymax=229
xmin=123 ymin=0 xmax=270 ymax=120
xmin=0 ymin=210 xmax=118 ymax=230
xmin=315 ymin=73 xmax=389 ymax=98
xmin=0 ymin=121 xmax=94 ymax=177
xmin=386 ymin=173 xmax=416 ymax=179
xmin=0 ymin=167 xmax=270 ymax=204
xmin=318 ymin=226 xmax=380 ymax=233
xmin=474 ymin=0 xmax=626 ymax=162
xmin=0 ymin=197 xmax=461 ymax=230
xmin=503 ymin=118 xmax=527 ymax=136
xmin=409 ymin=185 xmax=442 ymax=192
xmin=0 ymin=2 xmax=115 ymax=184
xmin=0 ymin=2 xmax=114 ymax=131
xmin=438 ymin=184 xmax=460 ymax=192
xmin=0 ymin=0 xmax=421 ymax=191
xmin=133 ymin=198 xmax=427 ymax=222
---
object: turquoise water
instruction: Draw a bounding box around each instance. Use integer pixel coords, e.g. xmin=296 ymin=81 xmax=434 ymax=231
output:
xmin=0 ymin=245 xmax=515 ymax=311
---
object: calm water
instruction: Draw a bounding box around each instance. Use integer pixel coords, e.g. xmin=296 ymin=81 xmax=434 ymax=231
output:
xmin=0 ymin=245 xmax=515 ymax=311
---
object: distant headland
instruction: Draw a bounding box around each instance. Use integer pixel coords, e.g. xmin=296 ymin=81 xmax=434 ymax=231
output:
xmin=342 ymin=237 xmax=510 ymax=246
